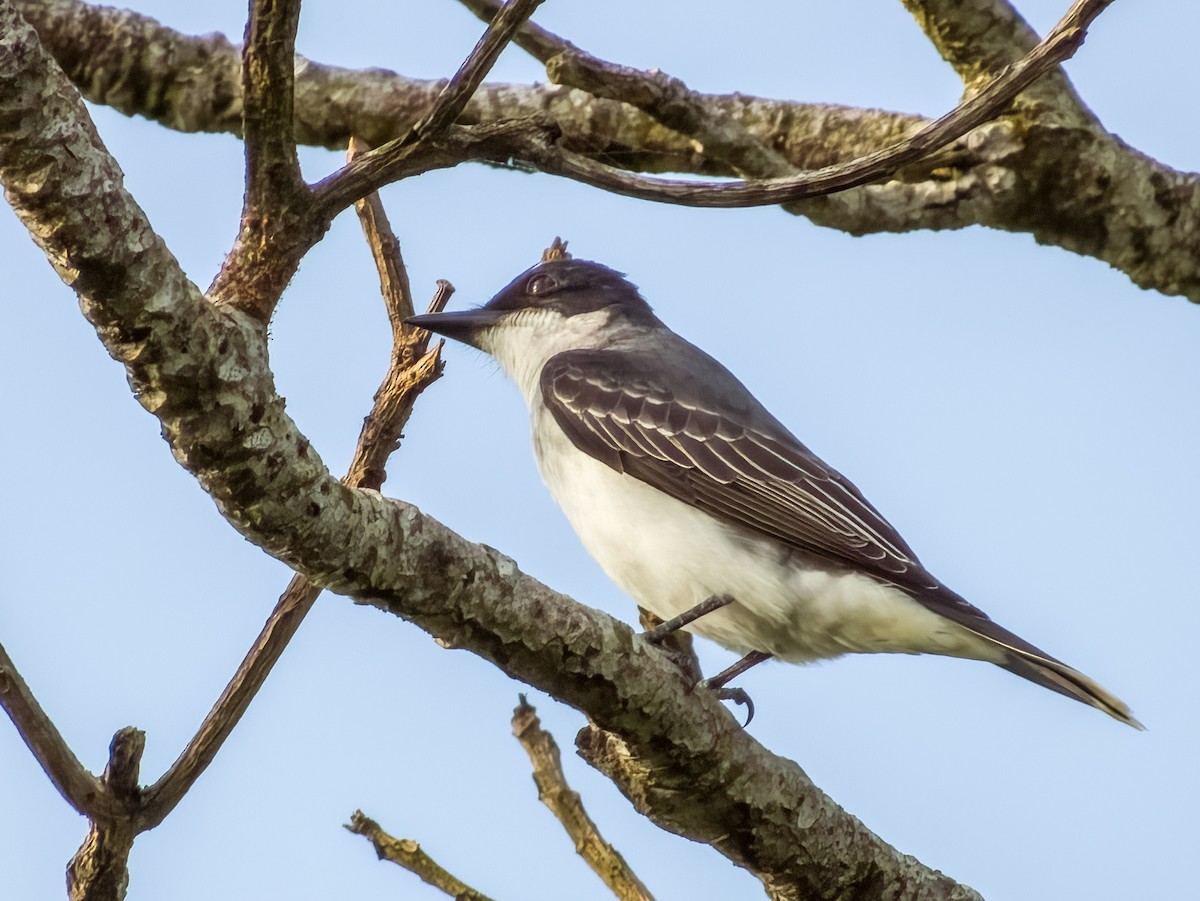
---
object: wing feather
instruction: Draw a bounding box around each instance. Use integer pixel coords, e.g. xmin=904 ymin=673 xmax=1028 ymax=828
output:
xmin=540 ymin=348 xmax=953 ymax=599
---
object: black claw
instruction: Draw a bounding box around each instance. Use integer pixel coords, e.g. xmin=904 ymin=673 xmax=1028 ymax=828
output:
xmin=700 ymin=682 xmax=756 ymax=726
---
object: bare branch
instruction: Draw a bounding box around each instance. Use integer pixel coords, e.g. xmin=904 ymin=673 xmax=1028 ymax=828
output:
xmin=322 ymin=0 xmax=545 ymax=213
xmin=343 ymin=136 xmax=451 ymax=491
xmin=210 ymin=0 xmax=308 ymax=319
xmin=242 ymin=0 xmax=304 ymax=207
xmin=66 ymin=727 xmax=145 ymax=901
xmin=136 ymin=577 xmax=320 ymax=829
xmin=508 ymin=0 xmax=1112 ymax=207
xmin=458 ymin=0 xmax=794 ymax=179
xmin=346 ymin=811 xmax=499 ymax=901
xmin=513 ymin=697 xmax=656 ymax=901
xmin=411 ymin=0 xmax=545 ymax=142
xmin=0 ymin=640 xmax=120 ymax=821
xmin=455 ymin=0 xmax=561 ymax=62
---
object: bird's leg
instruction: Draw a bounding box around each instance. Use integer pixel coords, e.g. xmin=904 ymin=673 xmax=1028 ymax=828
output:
xmin=701 ymin=650 xmax=773 ymax=690
xmin=641 ymin=594 xmax=734 ymax=643
xmin=642 ymin=597 xmax=771 ymax=724
xmin=699 ymin=650 xmax=773 ymax=725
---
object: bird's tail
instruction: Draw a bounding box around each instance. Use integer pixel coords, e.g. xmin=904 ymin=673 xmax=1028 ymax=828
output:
xmin=996 ymin=648 xmax=1144 ymax=730
xmin=929 ymin=593 xmax=1144 ymax=729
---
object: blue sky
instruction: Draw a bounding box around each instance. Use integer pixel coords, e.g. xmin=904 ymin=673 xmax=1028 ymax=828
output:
xmin=2 ymin=2 xmax=1197 ymax=899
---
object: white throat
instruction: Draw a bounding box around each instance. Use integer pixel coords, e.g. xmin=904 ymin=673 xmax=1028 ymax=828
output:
xmin=477 ymin=307 xmax=625 ymax=405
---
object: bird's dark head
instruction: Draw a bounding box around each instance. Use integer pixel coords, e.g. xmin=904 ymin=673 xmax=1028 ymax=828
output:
xmin=406 ymin=240 xmax=657 ymax=353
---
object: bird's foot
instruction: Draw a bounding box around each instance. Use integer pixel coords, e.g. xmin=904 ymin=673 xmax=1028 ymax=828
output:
xmin=697 ymin=650 xmax=773 ymax=726
xmin=702 ymin=684 xmax=756 ymax=725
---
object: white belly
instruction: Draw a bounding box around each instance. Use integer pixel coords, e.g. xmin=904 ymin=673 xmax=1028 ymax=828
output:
xmin=532 ymin=410 xmax=996 ymax=664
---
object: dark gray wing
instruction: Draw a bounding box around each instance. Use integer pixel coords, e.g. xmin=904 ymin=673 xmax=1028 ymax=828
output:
xmin=540 ymin=347 xmax=982 ymax=610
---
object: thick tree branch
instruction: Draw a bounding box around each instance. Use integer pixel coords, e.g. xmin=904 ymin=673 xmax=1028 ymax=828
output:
xmin=903 ymin=0 xmax=1059 ymax=90
xmin=0 ymin=6 xmax=981 ymax=895
xmin=13 ymin=0 xmax=919 ymax=173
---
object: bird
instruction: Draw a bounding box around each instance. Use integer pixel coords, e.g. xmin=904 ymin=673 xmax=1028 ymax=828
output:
xmin=408 ymin=239 xmax=1141 ymax=729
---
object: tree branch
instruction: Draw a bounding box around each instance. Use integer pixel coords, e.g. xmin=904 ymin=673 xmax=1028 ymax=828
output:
xmin=67 ymin=728 xmax=144 ymax=901
xmin=0 ymin=640 xmax=121 ymax=821
xmin=457 ymin=0 xmax=795 ymax=179
xmin=501 ymin=0 xmax=1109 ymax=207
xmin=512 ymin=697 xmax=656 ymax=901
xmin=322 ymin=0 xmax=544 ymax=215
xmin=903 ymin=0 xmax=1049 ymax=87
xmin=346 ymin=811 xmax=499 ymax=901
xmin=211 ymin=0 xmax=308 ymax=318
xmin=411 ymin=0 xmax=544 ymax=142
xmin=19 ymin=0 xmax=1198 ymax=302
xmin=241 ymin=0 xmax=304 ymax=210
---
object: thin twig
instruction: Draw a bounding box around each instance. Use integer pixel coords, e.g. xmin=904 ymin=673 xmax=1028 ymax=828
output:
xmin=136 ymin=576 xmax=320 ymax=829
xmin=136 ymin=139 xmax=447 ymax=829
xmin=457 ymin=0 xmax=794 ymax=178
xmin=346 ymin=811 xmax=499 ymax=901
xmin=408 ymin=0 xmax=545 ymax=143
xmin=317 ymin=0 xmax=544 ymax=214
xmin=0 ymin=640 xmax=121 ymax=821
xmin=512 ymin=697 xmax=656 ymax=901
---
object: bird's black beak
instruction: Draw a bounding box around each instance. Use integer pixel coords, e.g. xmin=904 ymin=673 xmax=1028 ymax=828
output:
xmin=405 ymin=309 xmax=503 ymax=346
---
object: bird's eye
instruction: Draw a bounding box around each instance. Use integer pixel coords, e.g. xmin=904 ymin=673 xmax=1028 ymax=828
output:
xmin=526 ymin=273 xmax=558 ymax=296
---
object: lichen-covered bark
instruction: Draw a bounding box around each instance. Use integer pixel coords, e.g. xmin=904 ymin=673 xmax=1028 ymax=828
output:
xmin=1 ymin=3 xmax=982 ymax=896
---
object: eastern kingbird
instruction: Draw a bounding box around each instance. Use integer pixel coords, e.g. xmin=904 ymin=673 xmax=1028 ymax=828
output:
xmin=409 ymin=241 xmax=1140 ymax=728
